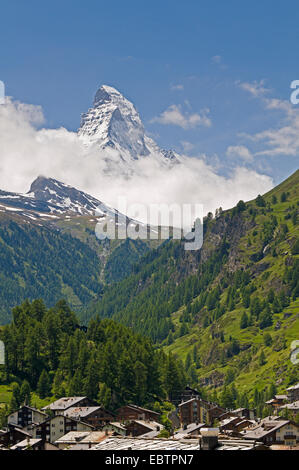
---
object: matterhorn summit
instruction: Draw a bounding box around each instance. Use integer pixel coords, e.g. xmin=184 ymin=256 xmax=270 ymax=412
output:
xmin=78 ymin=85 xmax=180 ymax=175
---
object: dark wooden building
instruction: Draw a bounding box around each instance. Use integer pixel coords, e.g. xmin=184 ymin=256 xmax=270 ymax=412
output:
xmin=116 ymin=405 xmax=160 ymax=422
xmin=0 ymin=425 xmax=33 ymax=447
xmin=8 ymin=405 xmax=47 ymax=429
xmin=64 ymin=406 xmax=115 ymax=428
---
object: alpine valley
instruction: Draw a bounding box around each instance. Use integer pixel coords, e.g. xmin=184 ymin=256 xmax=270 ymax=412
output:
xmin=0 ymin=85 xmax=298 ymax=408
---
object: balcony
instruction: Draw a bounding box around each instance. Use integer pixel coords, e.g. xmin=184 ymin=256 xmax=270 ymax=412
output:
xmin=283 ymin=434 xmax=296 ymax=441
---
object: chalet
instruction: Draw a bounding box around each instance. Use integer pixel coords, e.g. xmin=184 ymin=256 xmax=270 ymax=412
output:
xmin=116 ymin=405 xmax=160 ymax=422
xmin=174 ymin=422 xmax=206 ymax=439
xmin=102 ymin=422 xmax=127 ymax=436
xmin=234 ymin=419 xmax=256 ymax=432
xmin=219 ymin=416 xmax=243 ymax=433
xmin=220 ymin=416 xmax=255 ymax=434
xmin=233 ymin=407 xmax=256 ymax=420
xmin=125 ymin=420 xmax=162 ymax=438
xmin=279 ymin=401 xmax=299 ymax=418
xmin=243 ymin=418 xmax=299 ymax=447
xmin=286 ymin=383 xmax=299 ymax=403
xmin=63 ymin=406 xmax=114 ymax=428
xmin=208 ymin=405 xmax=227 ymax=425
xmin=10 ymin=438 xmax=59 ymax=451
xmin=0 ymin=425 xmax=32 ymax=448
xmin=175 ymin=386 xmax=201 ymax=405
xmin=54 ymin=431 xmax=111 ymax=450
xmin=178 ymin=397 xmax=223 ymax=426
xmin=8 ymin=405 xmax=47 ymax=430
xmin=42 ymin=397 xmax=97 ymax=415
xmin=54 ymin=431 xmax=90 ymax=449
xmin=30 ymin=414 xmax=94 ymax=443
xmin=178 ymin=397 xmax=202 ymax=425
xmin=265 ymin=395 xmax=288 ymax=412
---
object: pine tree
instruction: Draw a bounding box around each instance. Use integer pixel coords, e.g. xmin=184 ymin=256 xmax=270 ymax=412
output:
xmin=240 ymin=311 xmax=248 ymax=329
xmin=37 ymin=370 xmax=51 ymax=399
xmin=185 ymin=352 xmax=192 ymax=371
xmin=20 ymin=380 xmax=31 ymax=405
xmin=272 ymin=296 xmax=282 ymax=313
xmin=52 ymin=370 xmax=65 ymax=398
xmin=259 ymin=306 xmax=273 ymax=329
xmin=10 ymin=382 xmax=21 ymax=412
xmin=98 ymin=383 xmax=112 ymax=409
xmin=68 ymin=370 xmax=83 ymax=396
xmin=84 ymin=354 xmax=99 ymax=399
xmin=256 ymin=194 xmax=266 ymax=207
xmin=258 ymin=350 xmax=266 ymax=366
xmin=267 ymin=383 xmax=277 ymax=400
xmin=263 ymin=333 xmax=272 ymax=347
xmin=167 ymin=331 xmax=174 ymax=345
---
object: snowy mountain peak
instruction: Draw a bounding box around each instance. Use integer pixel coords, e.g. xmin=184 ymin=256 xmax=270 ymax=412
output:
xmin=93 ymin=85 xmax=128 ymax=107
xmin=27 ymin=176 xmax=102 ymax=215
xmin=78 ymin=85 xmax=180 ymax=174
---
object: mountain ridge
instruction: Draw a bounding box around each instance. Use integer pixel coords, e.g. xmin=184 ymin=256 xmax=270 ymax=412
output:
xmin=78 ymin=84 xmax=180 ymax=174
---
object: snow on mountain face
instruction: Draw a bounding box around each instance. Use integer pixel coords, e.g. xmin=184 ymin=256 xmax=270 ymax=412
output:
xmin=0 ymin=177 xmax=110 ymax=217
xmin=0 ymin=176 xmax=156 ymax=238
xmin=27 ymin=176 xmax=102 ymax=215
xmin=78 ymin=85 xmax=180 ymax=174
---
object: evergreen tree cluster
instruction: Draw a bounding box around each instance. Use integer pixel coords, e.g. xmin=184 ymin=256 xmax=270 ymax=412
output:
xmin=0 ymin=299 xmax=187 ymax=411
xmin=0 ymin=222 xmax=103 ymax=323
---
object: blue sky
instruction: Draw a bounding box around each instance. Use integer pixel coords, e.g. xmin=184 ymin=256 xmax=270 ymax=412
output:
xmin=1 ymin=0 xmax=299 ymax=183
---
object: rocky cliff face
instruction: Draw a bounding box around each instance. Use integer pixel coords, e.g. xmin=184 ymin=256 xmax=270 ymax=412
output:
xmin=78 ymin=85 xmax=180 ymax=174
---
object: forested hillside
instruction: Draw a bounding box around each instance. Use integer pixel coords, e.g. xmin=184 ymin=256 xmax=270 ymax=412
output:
xmin=0 ymin=220 xmax=103 ymax=323
xmin=0 ymin=212 xmax=151 ymax=324
xmin=0 ymin=299 xmax=187 ymax=412
xmin=86 ymin=170 xmax=299 ymax=406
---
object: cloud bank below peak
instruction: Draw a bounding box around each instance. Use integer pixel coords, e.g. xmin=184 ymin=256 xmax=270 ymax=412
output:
xmin=0 ymin=97 xmax=273 ymax=221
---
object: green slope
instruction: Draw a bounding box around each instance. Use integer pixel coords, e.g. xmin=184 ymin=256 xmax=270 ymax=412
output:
xmin=87 ymin=170 xmax=299 ymax=400
xmin=0 ymin=210 xmax=153 ymax=324
xmin=0 ymin=218 xmax=103 ymax=323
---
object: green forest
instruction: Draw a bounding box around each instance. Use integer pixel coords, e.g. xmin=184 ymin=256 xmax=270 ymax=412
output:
xmin=0 ymin=299 xmax=187 ymax=416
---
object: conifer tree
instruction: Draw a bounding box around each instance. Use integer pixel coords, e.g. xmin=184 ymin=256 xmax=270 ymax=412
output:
xmin=37 ymin=370 xmax=51 ymax=399
xmin=20 ymin=380 xmax=31 ymax=405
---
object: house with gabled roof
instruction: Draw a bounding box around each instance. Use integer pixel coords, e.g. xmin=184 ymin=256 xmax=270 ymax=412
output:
xmin=243 ymin=417 xmax=299 ymax=446
xmin=286 ymin=383 xmax=299 ymax=403
xmin=0 ymin=425 xmax=32 ymax=448
xmin=7 ymin=405 xmax=47 ymax=430
xmin=63 ymin=406 xmax=114 ymax=428
xmin=30 ymin=414 xmax=94 ymax=443
xmin=42 ymin=397 xmax=98 ymax=415
xmin=279 ymin=401 xmax=299 ymax=418
xmin=54 ymin=430 xmax=112 ymax=450
xmin=116 ymin=404 xmax=160 ymax=422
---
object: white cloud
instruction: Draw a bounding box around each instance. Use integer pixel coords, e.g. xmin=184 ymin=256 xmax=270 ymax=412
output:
xmin=237 ymin=79 xmax=269 ymax=98
xmin=151 ymin=104 xmax=211 ymax=129
xmin=0 ymin=98 xmax=273 ymax=220
xmin=180 ymin=141 xmax=194 ymax=153
xmin=244 ymin=95 xmax=299 ymax=157
xmin=226 ymin=145 xmax=254 ymax=162
xmin=236 ymin=80 xmax=299 ymax=157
